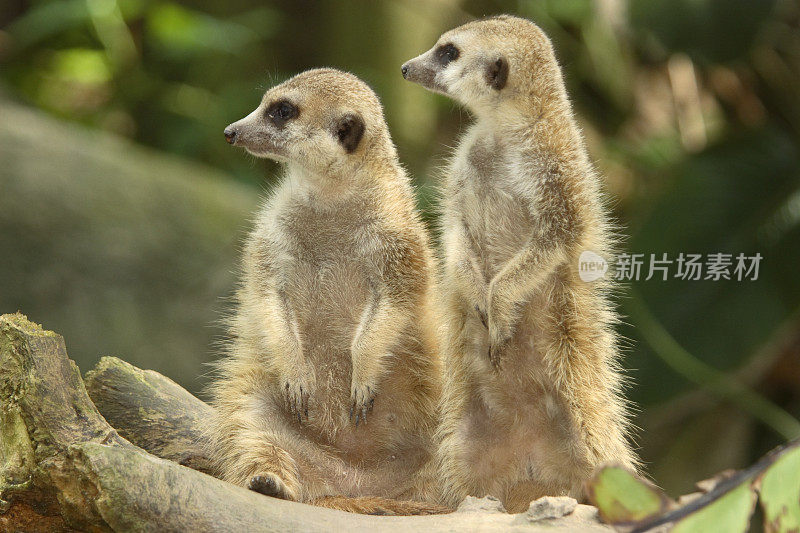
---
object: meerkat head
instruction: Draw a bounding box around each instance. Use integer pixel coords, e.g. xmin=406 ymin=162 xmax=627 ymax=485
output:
xmin=401 ymin=16 xmax=562 ymax=117
xmin=224 ymin=68 xmax=392 ymax=174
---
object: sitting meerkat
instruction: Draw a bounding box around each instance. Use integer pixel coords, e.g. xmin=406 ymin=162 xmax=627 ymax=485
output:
xmin=208 ymin=68 xmax=443 ymax=514
xmin=402 ymin=15 xmax=638 ymax=512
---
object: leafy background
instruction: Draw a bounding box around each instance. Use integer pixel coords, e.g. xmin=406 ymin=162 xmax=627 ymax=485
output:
xmin=1 ymin=0 xmax=798 ymax=497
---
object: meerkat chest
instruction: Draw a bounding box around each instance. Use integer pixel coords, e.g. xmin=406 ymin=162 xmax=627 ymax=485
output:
xmin=281 ymin=200 xmax=381 ymax=267
xmin=450 ymin=137 xmax=536 ymax=274
xmin=275 ymin=200 xmax=390 ymax=339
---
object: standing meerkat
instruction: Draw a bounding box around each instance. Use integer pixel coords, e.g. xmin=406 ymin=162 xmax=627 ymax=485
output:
xmin=208 ymin=68 xmax=444 ymax=514
xmin=402 ymin=15 xmax=638 ymax=512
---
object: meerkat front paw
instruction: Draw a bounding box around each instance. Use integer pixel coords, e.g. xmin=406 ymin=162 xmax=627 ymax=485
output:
xmin=487 ymin=322 xmax=513 ymax=369
xmin=349 ymin=380 xmax=376 ymax=427
xmin=280 ymin=366 xmax=315 ymax=422
xmin=249 ymin=471 xmax=298 ymax=500
xmin=475 ymin=304 xmax=488 ymax=329
xmin=486 ymin=296 xmax=514 ymax=369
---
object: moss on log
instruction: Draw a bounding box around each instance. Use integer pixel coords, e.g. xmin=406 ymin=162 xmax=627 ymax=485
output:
xmin=0 ymin=313 xmax=132 ymax=531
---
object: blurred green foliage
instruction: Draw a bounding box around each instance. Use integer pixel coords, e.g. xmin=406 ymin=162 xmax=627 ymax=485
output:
xmin=1 ymin=0 xmax=799 ymax=495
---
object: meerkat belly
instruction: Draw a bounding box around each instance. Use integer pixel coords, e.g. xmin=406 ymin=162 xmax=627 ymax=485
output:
xmin=461 ymin=383 xmax=579 ymax=483
xmin=330 ymin=335 xmax=431 ymax=462
xmin=464 ymin=343 xmax=584 ymax=487
xmin=294 ymin=259 xmax=366 ymax=366
xmin=450 ymin=178 xmax=583 ymax=477
xmin=455 ymin=155 xmax=535 ymax=279
xmin=477 ymin=193 xmax=531 ymax=278
xmin=286 ymin=246 xmax=423 ymax=463
xmin=465 ymin=282 xmax=588 ymax=484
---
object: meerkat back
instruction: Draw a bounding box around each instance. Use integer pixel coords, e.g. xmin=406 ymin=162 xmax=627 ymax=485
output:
xmin=403 ymin=15 xmax=638 ymax=512
xmin=206 ymin=68 xmax=444 ymax=514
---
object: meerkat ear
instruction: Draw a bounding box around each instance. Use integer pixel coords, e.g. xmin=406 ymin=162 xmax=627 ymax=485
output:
xmin=335 ymin=113 xmax=365 ymax=154
xmin=485 ymin=56 xmax=509 ymax=90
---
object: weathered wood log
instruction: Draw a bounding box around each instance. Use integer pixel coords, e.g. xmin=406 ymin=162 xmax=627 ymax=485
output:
xmin=84 ymin=356 xmax=214 ymax=475
xmin=25 ymin=442 xmax=612 ymax=532
xmin=0 ymin=313 xmax=611 ymax=531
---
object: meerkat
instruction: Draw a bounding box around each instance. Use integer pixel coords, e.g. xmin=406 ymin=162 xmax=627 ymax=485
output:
xmin=207 ymin=68 xmax=444 ymax=515
xmin=402 ymin=15 xmax=639 ymax=512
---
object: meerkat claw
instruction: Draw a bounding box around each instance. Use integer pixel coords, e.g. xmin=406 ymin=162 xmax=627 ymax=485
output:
xmin=351 ymin=384 xmax=376 ymax=426
xmin=282 ymin=379 xmax=313 ymax=423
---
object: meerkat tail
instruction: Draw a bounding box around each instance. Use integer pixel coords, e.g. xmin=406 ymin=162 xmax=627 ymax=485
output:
xmin=310 ymin=496 xmax=453 ymax=516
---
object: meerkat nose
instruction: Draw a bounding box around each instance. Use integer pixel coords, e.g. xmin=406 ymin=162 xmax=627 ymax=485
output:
xmin=401 ymin=64 xmax=409 ymax=79
xmin=224 ymin=127 xmax=237 ymax=145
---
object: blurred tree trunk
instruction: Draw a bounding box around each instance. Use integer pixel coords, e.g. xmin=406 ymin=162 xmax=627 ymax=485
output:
xmin=0 ymin=97 xmax=258 ymax=396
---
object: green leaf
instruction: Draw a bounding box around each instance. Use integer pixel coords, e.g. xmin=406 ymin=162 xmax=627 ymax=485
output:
xmin=51 ymin=49 xmax=112 ymax=85
xmin=586 ymin=466 xmax=674 ymax=524
xmin=758 ymin=442 xmax=800 ymax=533
xmin=672 ymin=481 xmax=756 ymax=533
xmin=6 ymin=0 xmax=90 ymax=49
xmin=589 ymin=442 xmax=797 ymax=532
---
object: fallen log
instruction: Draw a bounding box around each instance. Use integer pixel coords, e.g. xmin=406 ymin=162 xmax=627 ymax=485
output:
xmin=0 ymin=313 xmax=611 ymax=531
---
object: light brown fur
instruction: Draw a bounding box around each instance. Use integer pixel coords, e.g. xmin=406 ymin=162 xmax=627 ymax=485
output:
xmin=207 ymin=69 xmax=445 ymax=514
xmin=403 ymin=16 xmax=639 ymax=512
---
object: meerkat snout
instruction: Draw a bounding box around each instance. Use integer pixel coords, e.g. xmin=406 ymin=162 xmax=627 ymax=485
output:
xmin=222 ymin=99 xmax=299 ymax=159
xmin=400 ymin=54 xmax=446 ymax=94
xmin=223 ymin=126 xmax=236 ymax=144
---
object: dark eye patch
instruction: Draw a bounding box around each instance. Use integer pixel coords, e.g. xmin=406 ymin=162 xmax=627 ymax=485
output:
xmin=435 ymin=43 xmax=460 ymax=66
xmin=266 ymin=100 xmax=298 ymax=126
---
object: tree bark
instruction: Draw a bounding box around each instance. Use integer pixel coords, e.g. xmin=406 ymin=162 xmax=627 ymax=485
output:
xmin=0 ymin=312 xmax=133 ymax=531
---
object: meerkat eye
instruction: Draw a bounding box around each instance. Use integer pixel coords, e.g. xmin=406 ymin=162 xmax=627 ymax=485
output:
xmin=435 ymin=43 xmax=460 ymax=66
xmin=266 ymin=100 xmax=298 ymax=126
